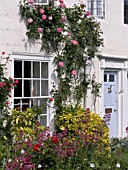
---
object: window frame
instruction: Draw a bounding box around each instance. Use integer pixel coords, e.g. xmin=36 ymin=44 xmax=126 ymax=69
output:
xmin=86 ymin=0 xmax=105 ymax=19
xmin=11 ymin=54 xmax=52 ymax=127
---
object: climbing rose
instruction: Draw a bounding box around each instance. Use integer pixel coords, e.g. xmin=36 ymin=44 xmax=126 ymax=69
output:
xmin=72 ymin=70 xmax=77 ymax=75
xmin=27 ymin=18 xmax=33 ymax=23
xmin=6 ymin=101 xmax=9 ymax=105
xmin=42 ymin=15 xmax=47 ymax=20
xmin=15 ymin=80 xmax=19 ymax=84
xmin=61 ymin=16 xmax=66 ymax=22
xmin=86 ymin=11 xmax=90 ymax=16
xmin=57 ymin=27 xmax=62 ymax=33
xmin=52 ymin=136 xmax=59 ymax=144
xmin=60 ymin=3 xmax=66 ymax=8
xmin=58 ymin=62 xmax=64 ymax=67
xmin=39 ymin=8 xmax=44 ymax=14
xmin=38 ymin=28 xmax=42 ymax=33
xmin=72 ymin=40 xmax=78 ymax=45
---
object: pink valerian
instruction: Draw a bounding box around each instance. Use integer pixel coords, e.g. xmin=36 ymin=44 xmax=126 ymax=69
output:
xmin=72 ymin=40 xmax=78 ymax=45
xmin=72 ymin=70 xmax=77 ymax=75
xmin=42 ymin=15 xmax=47 ymax=20
xmin=58 ymin=62 xmax=64 ymax=67
xmin=38 ymin=28 xmax=42 ymax=33
xmin=57 ymin=27 xmax=62 ymax=33
xmin=27 ymin=18 xmax=33 ymax=23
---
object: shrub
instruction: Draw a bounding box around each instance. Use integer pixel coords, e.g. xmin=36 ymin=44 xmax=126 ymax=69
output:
xmin=56 ymin=106 xmax=110 ymax=154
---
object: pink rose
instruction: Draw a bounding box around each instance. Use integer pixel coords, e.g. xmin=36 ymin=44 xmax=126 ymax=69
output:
xmin=59 ymin=0 xmax=63 ymax=2
xmin=28 ymin=0 xmax=34 ymax=4
xmin=39 ymin=8 xmax=44 ymax=14
xmin=58 ymin=62 xmax=64 ymax=67
xmin=42 ymin=15 xmax=47 ymax=20
xmin=86 ymin=11 xmax=90 ymax=16
xmin=72 ymin=40 xmax=78 ymax=45
xmin=15 ymin=80 xmax=19 ymax=85
xmin=6 ymin=101 xmax=9 ymax=105
xmin=38 ymin=28 xmax=42 ymax=33
xmin=72 ymin=70 xmax=77 ymax=75
xmin=61 ymin=16 xmax=66 ymax=22
xmin=9 ymin=77 xmax=13 ymax=81
xmin=27 ymin=18 xmax=33 ymax=23
xmin=60 ymin=3 xmax=66 ymax=8
xmin=57 ymin=27 xmax=62 ymax=33
xmin=49 ymin=97 xmax=53 ymax=101
xmin=9 ymin=84 xmax=13 ymax=87
xmin=48 ymin=16 xmax=53 ymax=20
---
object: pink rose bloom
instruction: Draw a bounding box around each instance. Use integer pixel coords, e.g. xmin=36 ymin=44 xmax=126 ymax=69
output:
xmin=59 ymin=0 xmax=63 ymax=2
xmin=72 ymin=40 xmax=78 ymax=45
xmin=86 ymin=11 xmax=90 ymax=16
xmin=42 ymin=15 xmax=47 ymax=20
xmin=48 ymin=16 xmax=53 ymax=20
xmin=49 ymin=97 xmax=53 ymax=101
xmin=72 ymin=70 xmax=77 ymax=75
xmin=27 ymin=18 xmax=33 ymax=23
xmin=40 ymin=8 xmax=44 ymax=14
xmin=58 ymin=62 xmax=64 ymax=67
xmin=28 ymin=0 xmax=34 ymax=4
xmin=9 ymin=77 xmax=13 ymax=81
xmin=57 ymin=27 xmax=62 ymax=33
xmin=9 ymin=84 xmax=13 ymax=87
xmin=60 ymin=3 xmax=66 ymax=8
xmin=15 ymin=80 xmax=19 ymax=85
xmin=38 ymin=28 xmax=42 ymax=32
xmin=6 ymin=101 xmax=9 ymax=105
xmin=61 ymin=16 xmax=66 ymax=22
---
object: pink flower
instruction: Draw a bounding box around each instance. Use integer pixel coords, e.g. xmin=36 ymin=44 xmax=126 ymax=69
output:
xmin=72 ymin=70 xmax=77 ymax=75
xmin=61 ymin=16 xmax=66 ymax=22
xmin=9 ymin=84 xmax=13 ymax=87
xmin=72 ymin=40 xmax=78 ymax=45
xmin=27 ymin=18 xmax=33 ymax=23
xmin=38 ymin=28 xmax=42 ymax=33
xmin=86 ymin=11 xmax=90 ymax=16
xmin=39 ymin=8 xmax=44 ymax=14
xmin=68 ymin=33 xmax=70 ymax=36
xmin=49 ymin=97 xmax=53 ymax=101
xmin=6 ymin=101 xmax=9 ymax=105
xmin=9 ymin=77 xmax=13 ymax=81
xmin=15 ymin=80 xmax=19 ymax=85
xmin=60 ymin=3 xmax=66 ymax=8
xmin=2 ymin=52 xmax=5 ymax=55
xmin=58 ymin=62 xmax=64 ymax=67
xmin=59 ymin=0 xmax=63 ymax=2
xmin=48 ymin=16 xmax=53 ymax=20
xmin=57 ymin=27 xmax=62 ymax=33
xmin=42 ymin=15 xmax=47 ymax=20
xmin=28 ymin=0 xmax=34 ymax=4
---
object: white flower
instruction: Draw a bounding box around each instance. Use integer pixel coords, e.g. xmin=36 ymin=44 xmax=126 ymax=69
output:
xmin=8 ymin=159 xmax=12 ymax=163
xmin=21 ymin=149 xmax=25 ymax=154
xmin=38 ymin=164 xmax=42 ymax=168
xmin=54 ymin=0 xmax=60 ymax=6
xmin=116 ymin=163 xmax=121 ymax=168
xmin=3 ymin=120 xmax=7 ymax=127
xmin=62 ymin=31 xmax=68 ymax=36
xmin=24 ymin=138 xmax=28 ymax=142
xmin=90 ymin=163 xmax=95 ymax=168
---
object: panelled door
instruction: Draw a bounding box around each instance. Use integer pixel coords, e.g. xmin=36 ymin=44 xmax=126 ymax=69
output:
xmin=104 ymin=71 xmax=117 ymax=138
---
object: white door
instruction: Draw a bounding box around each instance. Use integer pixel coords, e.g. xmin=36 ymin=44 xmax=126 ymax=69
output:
xmin=104 ymin=71 xmax=117 ymax=138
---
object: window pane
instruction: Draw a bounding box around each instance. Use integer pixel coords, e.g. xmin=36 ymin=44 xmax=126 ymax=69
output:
xmin=124 ymin=1 xmax=128 ymax=24
xmin=14 ymin=79 xmax=22 ymax=97
xmin=41 ymin=80 xmax=48 ymax=96
xmin=104 ymin=74 xmax=107 ymax=82
xmin=24 ymin=80 xmax=31 ymax=97
xmin=109 ymin=75 xmax=114 ymax=82
xmin=33 ymin=80 xmax=40 ymax=96
xmin=40 ymin=115 xmax=47 ymax=126
xmin=41 ymin=62 xmax=48 ymax=78
xmin=33 ymin=62 xmax=40 ymax=78
xmin=24 ymin=61 xmax=31 ymax=78
xmin=14 ymin=60 xmax=22 ymax=78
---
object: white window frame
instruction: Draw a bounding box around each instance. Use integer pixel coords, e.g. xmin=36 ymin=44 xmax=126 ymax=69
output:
xmin=11 ymin=54 xmax=53 ymax=127
xmin=34 ymin=0 xmax=49 ymax=5
xmin=86 ymin=0 xmax=105 ymax=19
